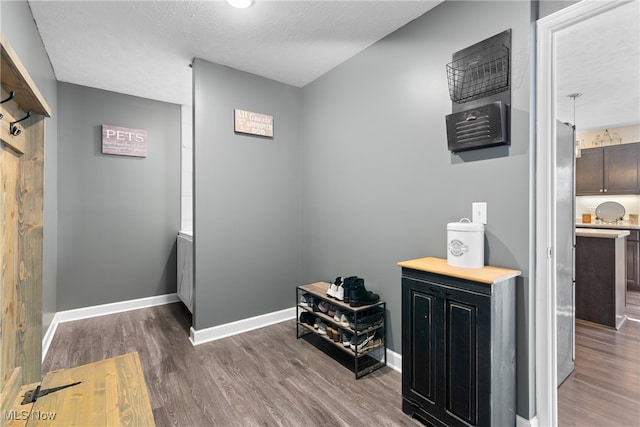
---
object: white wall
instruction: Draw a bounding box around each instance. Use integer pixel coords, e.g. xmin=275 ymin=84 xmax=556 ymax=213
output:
xmin=576 ymin=195 xmax=640 ymax=223
xmin=181 ymin=105 xmax=193 ymax=232
xmin=577 ymin=124 xmax=640 ymax=150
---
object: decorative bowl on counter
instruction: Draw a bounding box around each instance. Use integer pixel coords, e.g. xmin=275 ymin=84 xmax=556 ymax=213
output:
xmin=595 ymin=201 xmax=625 ymax=223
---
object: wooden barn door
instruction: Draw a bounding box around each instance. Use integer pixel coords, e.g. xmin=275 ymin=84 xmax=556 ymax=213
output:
xmin=0 ymin=33 xmax=51 ymax=414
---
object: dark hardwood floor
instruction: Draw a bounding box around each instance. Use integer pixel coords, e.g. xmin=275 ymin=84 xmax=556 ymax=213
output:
xmin=43 ymin=292 xmax=640 ymax=426
xmin=43 ymin=303 xmax=421 ymax=427
xmin=558 ymin=290 xmax=640 ymax=427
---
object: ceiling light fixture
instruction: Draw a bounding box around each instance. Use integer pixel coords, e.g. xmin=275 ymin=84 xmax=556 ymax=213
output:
xmin=567 ymin=93 xmax=582 ymax=158
xmin=567 ymin=93 xmax=582 ymax=128
xmin=227 ymin=0 xmax=254 ymax=8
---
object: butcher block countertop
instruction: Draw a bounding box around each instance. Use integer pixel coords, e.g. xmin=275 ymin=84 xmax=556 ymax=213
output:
xmin=576 ymin=228 xmax=630 ymax=239
xmin=397 ymin=257 xmax=521 ymax=285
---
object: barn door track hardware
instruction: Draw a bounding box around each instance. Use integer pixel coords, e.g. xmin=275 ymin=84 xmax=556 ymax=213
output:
xmin=21 ymin=381 xmax=82 ymax=405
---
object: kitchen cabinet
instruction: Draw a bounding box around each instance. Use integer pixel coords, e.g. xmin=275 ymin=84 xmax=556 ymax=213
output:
xmin=575 ymin=229 xmax=628 ymax=329
xmin=627 ymin=230 xmax=640 ymax=292
xmin=398 ymin=257 xmax=520 ymax=427
xmin=576 ymin=143 xmax=640 ymax=195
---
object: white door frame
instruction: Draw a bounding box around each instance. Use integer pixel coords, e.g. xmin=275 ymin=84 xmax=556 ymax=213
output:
xmin=535 ymin=1 xmax=632 ymax=426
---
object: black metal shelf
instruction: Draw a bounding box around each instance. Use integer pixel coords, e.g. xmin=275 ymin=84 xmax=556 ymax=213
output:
xmin=295 ymin=282 xmax=386 ymax=379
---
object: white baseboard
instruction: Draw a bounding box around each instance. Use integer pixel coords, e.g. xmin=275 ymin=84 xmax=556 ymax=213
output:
xmin=42 ymin=313 xmax=61 ymax=362
xmin=42 ymin=293 xmax=179 ymax=361
xmin=517 ymin=414 xmax=538 ymax=427
xmin=386 ymin=348 xmax=402 ymax=373
xmin=190 ymin=307 xmax=296 ymax=345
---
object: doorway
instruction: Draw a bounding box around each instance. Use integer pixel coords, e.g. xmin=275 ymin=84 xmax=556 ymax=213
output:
xmin=535 ymin=1 xmax=638 ymax=425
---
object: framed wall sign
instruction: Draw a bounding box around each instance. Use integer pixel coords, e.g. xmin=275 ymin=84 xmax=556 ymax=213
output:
xmin=102 ymin=124 xmax=147 ymax=157
xmin=234 ymin=109 xmax=273 ymax=138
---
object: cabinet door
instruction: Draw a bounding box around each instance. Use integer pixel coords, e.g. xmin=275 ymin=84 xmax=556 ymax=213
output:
xmin=443 ymin=288 xmax=488 ymax=426
xmin=627 ymin=235 xmax=640 ymax=291
xmin=402 ymin=278 xmax=439 ymax=406
xmin=604 ymin=143 xmax=640 ymax=194
xmin=576 ymin=148 xmax=604 ymax=195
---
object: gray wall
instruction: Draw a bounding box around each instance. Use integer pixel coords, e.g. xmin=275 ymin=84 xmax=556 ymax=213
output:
xmin=537 ymin=0 xmax=581 ymax=18
xmin=57 ymin=83 xmax=180 ymax=310
xmin=1 ymin=0 xmax=59 ymax=338
xmin=300 ymin=0 xmax=534 ymax=418
xmin=192 ymin=60 xmax=302 ymax=330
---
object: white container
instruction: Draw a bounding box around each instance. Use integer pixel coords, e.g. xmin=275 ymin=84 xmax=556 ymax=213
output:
xmin=447 ymin=218 xmax=485 ymax=268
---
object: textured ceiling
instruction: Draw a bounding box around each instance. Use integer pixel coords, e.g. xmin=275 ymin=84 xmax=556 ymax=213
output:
xmin=555 ymin=1 xmax=640 ymax=131
xmin=27 ymin=0 xmax=639 ymax=131
xmin=28 ymin=0 xmax=442 ymax=106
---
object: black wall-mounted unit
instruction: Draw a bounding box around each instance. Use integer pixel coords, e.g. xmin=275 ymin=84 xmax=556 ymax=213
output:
xmin=446 ymin=101 xmax=507 ymax=153
xmin=446 ymin=29 xmax=511 ymax=153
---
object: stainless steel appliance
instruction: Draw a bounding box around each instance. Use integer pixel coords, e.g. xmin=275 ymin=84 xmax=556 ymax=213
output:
xmin=557 ymin=121 xmax=575 ymax=384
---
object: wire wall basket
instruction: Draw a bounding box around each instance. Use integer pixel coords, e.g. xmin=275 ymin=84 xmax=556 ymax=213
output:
xmin=446 ymin=43 xmax=510 ymax=103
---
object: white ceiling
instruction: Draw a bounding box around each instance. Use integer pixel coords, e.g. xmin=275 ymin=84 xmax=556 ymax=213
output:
xmin=28 ymin=0 xmax=639 ymax=131
xmin=555 ymin=1 xmax=639 ymax=131
xmin=28 ymin=0 xmax=442 ymax=106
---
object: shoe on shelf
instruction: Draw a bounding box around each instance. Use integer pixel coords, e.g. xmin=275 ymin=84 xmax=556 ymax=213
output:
xmin=314 ymin=318 xmax=322 ymax=329
xmin=327 ymin=326 xmax=340 ymax=343
xmin=351 ymin=332 xmax=376 ymax=352
xmin=317 ymin=322 xmax=328 ymax=335
xmin=364 ymin=336 xmax=383 ymax=351
xmin=333 ymin=329 xmax=342 ymax=343
xmin=335 ymin=278 xmax=346 ymax=300
xmin=342 ymin=276 xmax=358 ymax=304
xmin=349 ymin=278 xmax=380 ymax=307
xmin=327 ymin=305 xmax=337 ymax=317
xmin=299 ymin=293 xmax=314 ymax=307
xmin=299 ymin=312 xmax=314 ymax=326
xmin=333 ymin=309 xmax=343 ymax=323
xmin=335 ymin=277 xmax=344 ymax=298
xmin=327 ymin=277 xmax=341 ymax=298
xmin=349 ymin=307 xmax=384 ymax=330
xmin=339 ymin=313 xmax=351 ymax=327
xmin=318 ymin=301 xmax=331 ymax=313
xmin=342 ymin=332 xmax=352 ymax=347
xmin=362 ymin=330 xmax=383 ymax=351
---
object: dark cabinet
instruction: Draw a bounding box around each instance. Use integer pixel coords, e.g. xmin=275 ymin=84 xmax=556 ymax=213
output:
xmin=576 ymin=143 xmax=640 ymax=195
xmin=400 ymin=262 xmax=517 ymax=427
xmin=575 ymin=233 xmax=627 ymax=329
xmin=627 ymin=230 xmax=640 ymax=292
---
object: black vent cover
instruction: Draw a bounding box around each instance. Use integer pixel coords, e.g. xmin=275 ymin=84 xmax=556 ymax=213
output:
xmin=446 ymin=101 xmax=508 ymax=153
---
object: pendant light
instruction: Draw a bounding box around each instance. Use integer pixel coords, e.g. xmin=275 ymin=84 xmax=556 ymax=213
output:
xmin=567 ymin=93 xmax=582 ymax=158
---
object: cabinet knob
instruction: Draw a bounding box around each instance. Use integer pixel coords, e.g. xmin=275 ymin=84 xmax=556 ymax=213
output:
xmin=600 ymin=189 xmax=604 ymax=192
xmin=604 ymin=189 xmax=608 ymax=192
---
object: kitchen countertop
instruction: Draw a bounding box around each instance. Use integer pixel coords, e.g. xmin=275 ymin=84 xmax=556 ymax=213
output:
xmin=576 ymin=221 xmax=640 ymax=230
xmin=576 ymin=228 xmax=630 ymax=239
xmin=397 ymin=257 xmax=521 ymax=285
